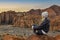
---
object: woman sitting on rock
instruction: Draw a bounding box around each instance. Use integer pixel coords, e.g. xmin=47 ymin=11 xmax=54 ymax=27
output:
xmin=32 ymin=11 xmax=50 ymax=35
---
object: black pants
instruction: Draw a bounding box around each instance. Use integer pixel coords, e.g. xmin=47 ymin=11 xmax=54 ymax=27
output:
xmin=33 ymin=26 xmax=44 ymax=35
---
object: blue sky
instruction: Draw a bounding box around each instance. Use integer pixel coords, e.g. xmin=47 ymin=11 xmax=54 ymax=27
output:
xmin=0 ymin=0 xmax=60 ymax=12
xmin=0 ymin=0 xmax=60 ymax=4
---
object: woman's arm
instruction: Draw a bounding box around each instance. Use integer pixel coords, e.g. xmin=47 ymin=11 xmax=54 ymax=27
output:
xmin=34 ymin=18 xmax=50 ymax=30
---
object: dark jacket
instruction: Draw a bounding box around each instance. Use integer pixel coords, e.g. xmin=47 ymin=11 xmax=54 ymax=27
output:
xmin=33 ymin=18 xmax=50 ymax=35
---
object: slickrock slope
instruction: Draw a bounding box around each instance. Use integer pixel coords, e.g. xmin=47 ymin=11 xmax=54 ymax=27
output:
xmin=2 ymin=34 xmax=26 ymax=40
xmin=2 ymin=34 xmax=60 ymax=40
xmin=27 ymin=35 xmax=55 ymax=40
xmin=55 ymin=35 xmax=60 ymax=40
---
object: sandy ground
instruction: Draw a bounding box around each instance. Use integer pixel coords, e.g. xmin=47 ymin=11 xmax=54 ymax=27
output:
xmin=0 ymin=25 xmax=60 ymax=40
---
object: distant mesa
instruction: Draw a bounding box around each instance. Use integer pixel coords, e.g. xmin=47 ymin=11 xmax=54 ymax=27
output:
xmin=27 ymin=9 xmax=42 ymax=15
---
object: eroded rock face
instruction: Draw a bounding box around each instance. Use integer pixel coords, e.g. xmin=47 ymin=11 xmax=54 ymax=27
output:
xmin=0 ymin=11 xmax=16 ymax=25
xmin=43 ymin=5 xmax=60 ymax=31
xmin=13 ymin=14 xmax=41 ymax=28
xmin=27 ymin=35 xmax=55 ymax=40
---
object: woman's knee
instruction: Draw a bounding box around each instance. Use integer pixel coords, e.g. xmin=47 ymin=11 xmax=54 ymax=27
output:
xmin=32 ymin=25 xmax=37 ymax=30
xmin=34 ymin=30 xmax=44 ymax=35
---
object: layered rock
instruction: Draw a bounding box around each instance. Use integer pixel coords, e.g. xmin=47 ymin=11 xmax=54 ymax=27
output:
xmin=13 ymin=14 xmax=41 ymax=28
xmin=43 ymin=5 xmax=60 ymax=31
xmin=27 ymin=9 xmax=42 ymax=15
xmin=0 ymin=11 xmax=16 ymax=25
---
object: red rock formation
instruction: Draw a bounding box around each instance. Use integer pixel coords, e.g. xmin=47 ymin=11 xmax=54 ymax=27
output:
xmin=55 ymin=35 xmax=60 ymax=40
xmin=43 ymin=5 xmax=60 ymax=31
xmin=0 ymin=11 xmax=16 ymax=25
xmin=27 ymin=35 xmax=54 ymax=40
xmin=50 ymin=5 xmax=60 ymax=15
xmin=44 ymin=8 xmax=56 ymax=18
xmin=3 ymin=34 xmax=26 ymax=40
xmin=13 ymin=14 xmax=41 ymax=28
xmin=44 ymin=5 xmax=60 ymax=16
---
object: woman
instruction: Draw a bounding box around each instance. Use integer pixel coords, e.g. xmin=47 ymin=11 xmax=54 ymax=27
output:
xmin=32 ymin=11 xmax=50 ymax=35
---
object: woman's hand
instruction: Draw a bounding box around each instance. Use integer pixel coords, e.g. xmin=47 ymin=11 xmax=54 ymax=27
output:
xmin=32 ymin=25 xmax=34 ymax=29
